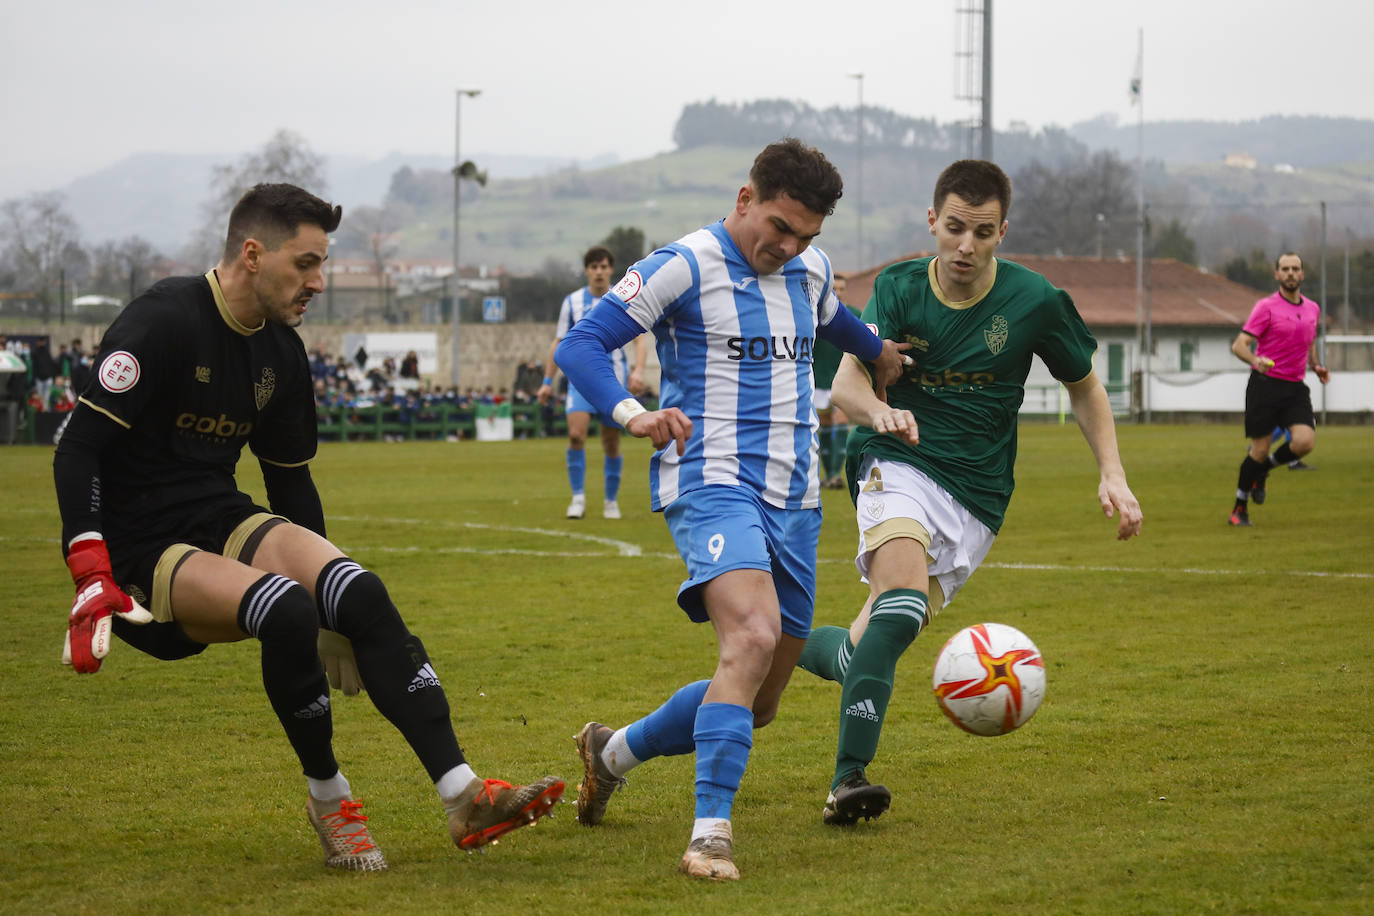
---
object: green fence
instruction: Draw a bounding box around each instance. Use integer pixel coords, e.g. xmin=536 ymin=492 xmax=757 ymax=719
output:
xmin=316 ymin=401 xmax=570 ymax=441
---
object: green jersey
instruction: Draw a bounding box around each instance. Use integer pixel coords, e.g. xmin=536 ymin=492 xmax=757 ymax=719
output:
xmin=812 ymin=304 xmax=863 ymax=389
xmin=847 ymin=256 xmax=1096 ymax=532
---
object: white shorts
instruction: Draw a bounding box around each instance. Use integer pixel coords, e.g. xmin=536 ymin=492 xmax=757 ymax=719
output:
xmin=814 ymin=387 xmax=833 ymax=411
xmin=853 ymin=457 xmax=996 ymax=609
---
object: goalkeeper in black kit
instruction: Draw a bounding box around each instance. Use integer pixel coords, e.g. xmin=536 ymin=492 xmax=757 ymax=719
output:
xmin=52 ymin=182 xmax=563 ymax=870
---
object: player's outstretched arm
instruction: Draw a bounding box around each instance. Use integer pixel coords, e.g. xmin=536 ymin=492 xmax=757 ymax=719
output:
xmin=832 ymin=354 xmax=919 ymax=447
xmin=1064 ymin=372 xmax=1142 ymax=540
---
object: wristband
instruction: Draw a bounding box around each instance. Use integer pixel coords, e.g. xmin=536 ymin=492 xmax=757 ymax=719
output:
xmin=542 ymin=376 xmax=553 ymax=386
xmin=612 ymin=398 xmax=648 ymax=427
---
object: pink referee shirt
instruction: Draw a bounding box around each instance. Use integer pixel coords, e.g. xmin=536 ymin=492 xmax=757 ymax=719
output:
xmin=1242 ymin=291 xmax=1320 ymax=382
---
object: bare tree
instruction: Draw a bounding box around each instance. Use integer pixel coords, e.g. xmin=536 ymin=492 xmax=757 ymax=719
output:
xmin=1010 ymin=152 xmax=1135 ymax=257
xmin=184 ymin=129 xmax=329 ymax=267
xmin=86 ymin=236 xmax=166 ymax=301
xmin=0 ymin=192 xmax=84 ymax=319
xmin=338 ymin=204 xmax=400 ymax=321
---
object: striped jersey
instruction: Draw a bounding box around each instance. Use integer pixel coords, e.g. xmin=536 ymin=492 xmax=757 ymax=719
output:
xmin=556 ymin=286 xmax=629 ymax=381
xmin=602 ymin=220 xmax=844 ymax=511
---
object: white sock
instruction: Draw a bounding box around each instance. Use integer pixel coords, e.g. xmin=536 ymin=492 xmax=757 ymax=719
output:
xmin=603 ymin=727 xmax=642 ymax=778
xmin=436 ymin=763 xmax=479 ymax=801
xmin=691 ymin=817 xmax=731 ymax=842
xmin=307 ymin=771 xmax=351 ymax=802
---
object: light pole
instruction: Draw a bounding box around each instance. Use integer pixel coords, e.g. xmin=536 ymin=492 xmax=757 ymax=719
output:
xmin=451 ymin=87 xmax=481 ymax=388
xmin=847 ymin=72 xmax=864 ymax=269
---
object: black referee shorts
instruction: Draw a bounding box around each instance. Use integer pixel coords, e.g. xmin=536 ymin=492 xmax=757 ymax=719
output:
xmin=1244 ymin=372 xmax=1315 ymax=439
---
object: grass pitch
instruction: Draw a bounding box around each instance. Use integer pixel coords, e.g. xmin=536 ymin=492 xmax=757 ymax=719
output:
xmin=2 ymin=424 xmax=1371 ymax=914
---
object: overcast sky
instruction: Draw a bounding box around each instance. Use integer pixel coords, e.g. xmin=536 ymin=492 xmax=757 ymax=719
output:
xmin=3 ymin=0 xmax=1371 ymax=200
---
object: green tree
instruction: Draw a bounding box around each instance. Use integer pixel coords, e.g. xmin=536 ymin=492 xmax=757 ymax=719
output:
xmin=1221 ymin=248 xmax=1273 ymax=293
xmin=599 ymin=226 xmax=646 ymax=281
xmin=1152 ymin=218 xmax=1198 ymax=265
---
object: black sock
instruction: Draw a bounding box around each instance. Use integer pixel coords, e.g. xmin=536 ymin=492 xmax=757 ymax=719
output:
xmin=1237 ymin=455 xmax=1267 ymax=493
xmin=317 ymin=558 xmax=464 ymax=781
xmin=1271 ymin=442 xmax=1298 ymax=466
xmin=239 ymin=574 xmax=337 ymax=779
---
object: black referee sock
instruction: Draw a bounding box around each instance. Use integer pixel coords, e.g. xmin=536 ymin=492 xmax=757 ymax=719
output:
xmin=1269 ymin=442 xmax=1298 ymax=466
xmin=238 ymin=574 xmax=338 ymax=779
xmin=316 ymin=558 xmax=464 ymax=781
xmin=1237 ymin=455 xmax=1267 ymax=497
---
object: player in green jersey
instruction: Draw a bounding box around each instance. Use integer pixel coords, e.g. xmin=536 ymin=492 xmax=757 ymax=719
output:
xmin=798 ymin=159 xmax=1144 ymax=826
xmin=812 ymin=272 xmax=861 ymax=488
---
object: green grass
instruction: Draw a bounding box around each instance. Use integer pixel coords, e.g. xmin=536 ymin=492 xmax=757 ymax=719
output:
xmin=3 ymin=424 xmax=1372 ymax=914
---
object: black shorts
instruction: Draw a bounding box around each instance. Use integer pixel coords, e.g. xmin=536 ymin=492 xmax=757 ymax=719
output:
xmin=1244 ymin=372 xmax=1314 ymax=439
xmin=106 ymin=491 xmax=282 ymax=660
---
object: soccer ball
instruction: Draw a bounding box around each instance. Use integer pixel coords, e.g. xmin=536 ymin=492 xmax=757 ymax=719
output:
xmin=932 ymin=623 xmax=1045 ymax=736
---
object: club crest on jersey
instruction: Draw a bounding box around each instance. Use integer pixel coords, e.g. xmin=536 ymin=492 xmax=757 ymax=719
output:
xmin=98 ymin=351 xmax=140 ymax=393
xmin=612 ymin=269 xmax=643 ymax=302
xmin=254 ymin=368 xmax=276 ymax=410
xmin=984 ymin=315 xmax=1009 ymax=355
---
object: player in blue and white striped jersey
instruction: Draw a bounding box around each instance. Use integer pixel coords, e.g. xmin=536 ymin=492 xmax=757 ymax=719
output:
xmin=557 ymin=139 xmax=910 ymax=881
xmin=537 ymin=246 xmax=647 ymax=520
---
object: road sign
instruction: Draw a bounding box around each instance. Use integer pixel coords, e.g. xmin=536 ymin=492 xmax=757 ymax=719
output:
xmin=482 ymin=296 xmax=506 ymax=323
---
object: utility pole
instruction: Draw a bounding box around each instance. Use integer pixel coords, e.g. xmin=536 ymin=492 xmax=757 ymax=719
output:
xmin=451 ymin=88 xmax=482 ymax=387
xmin=848 ymin=72 xmax=864 ymax=268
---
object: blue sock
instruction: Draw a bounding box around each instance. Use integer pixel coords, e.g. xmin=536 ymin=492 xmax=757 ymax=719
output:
xmin=692 ymin=702 xmax=753 ymax=820
xmin=604 ymin=455 xmax=623 ymax=502
xmin=566 ymin=449 xmax=586 ymax=494
xmin=625 ymin=679 xmax=709 ymax=760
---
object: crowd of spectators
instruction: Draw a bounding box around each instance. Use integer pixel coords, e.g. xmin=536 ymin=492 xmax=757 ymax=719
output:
xmin=1 ymin=334 xmax=92 ymax=414
xmin=309 ymin=347 xmax=563 ymax=440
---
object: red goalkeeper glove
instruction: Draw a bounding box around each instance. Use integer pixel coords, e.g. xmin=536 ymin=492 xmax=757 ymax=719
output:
xmin=63 ymin=538 xmax=153 ymax=673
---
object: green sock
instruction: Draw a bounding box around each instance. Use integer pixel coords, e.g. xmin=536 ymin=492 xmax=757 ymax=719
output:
xmin=798 ymin=625 xmax=853 ymax=682
xmin=817 ymin=425 xmax=835 ymax=478
xmin=829 ymin=425 xmax=849 ymax=477
xmin=833 ymin=589 xmax=928 ymax=789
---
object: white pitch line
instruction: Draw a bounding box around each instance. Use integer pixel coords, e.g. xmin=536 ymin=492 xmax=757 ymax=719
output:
xmin=983 ymin=561 xmax=1374 ymax=580
xmin=7 ymin=521 xmax=1370 ymax=581
xmin=328 ymin=514 xmax=644 ymax=556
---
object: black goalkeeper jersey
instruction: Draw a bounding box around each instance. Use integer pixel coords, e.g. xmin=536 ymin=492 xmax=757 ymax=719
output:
xmin=61 ymin=270 xmax=316 ymax=544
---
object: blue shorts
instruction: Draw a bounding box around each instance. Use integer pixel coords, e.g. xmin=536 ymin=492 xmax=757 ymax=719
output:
xmin=663 ymin=484 xmax=821 ymax=639
xmin=565 ymin=358 xmax=628 ymax=429
xmin=565 ymin=382 xmax=619 ymax=427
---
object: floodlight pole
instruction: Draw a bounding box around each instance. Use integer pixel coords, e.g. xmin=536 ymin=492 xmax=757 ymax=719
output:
xmin=451 ymin=87 xmax=482 ymax=388
xmin=848 ymin=72 xmax=864 ymax=268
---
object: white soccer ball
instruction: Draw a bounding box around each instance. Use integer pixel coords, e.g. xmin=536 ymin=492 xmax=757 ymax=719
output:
xmin=932 ymin=623 xmax=1045 ymax=736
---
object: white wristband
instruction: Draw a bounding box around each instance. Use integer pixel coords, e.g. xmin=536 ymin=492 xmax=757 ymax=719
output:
xmin=612 ymin=398 xmax=648 ymax=427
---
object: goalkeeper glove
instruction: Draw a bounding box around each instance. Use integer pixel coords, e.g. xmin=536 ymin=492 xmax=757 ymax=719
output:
xmin=317 ymin=628 xmax=363 ymax=696
xmin=63 ymin=537 xmax=153 ymax=673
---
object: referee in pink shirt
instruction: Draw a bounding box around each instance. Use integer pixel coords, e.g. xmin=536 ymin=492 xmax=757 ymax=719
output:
xmin=1228 ymin=252 xmax=1330 ymax=527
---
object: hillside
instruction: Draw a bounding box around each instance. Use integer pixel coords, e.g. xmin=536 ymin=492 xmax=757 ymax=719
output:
xmin=24 ymin=104 xmax=1374 ymax=276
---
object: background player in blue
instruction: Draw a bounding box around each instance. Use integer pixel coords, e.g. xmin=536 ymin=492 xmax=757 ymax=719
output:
xmin=51 ymin=183 xmax=563 ymax=871
xmin=537 ymin=245 xmax=648 ymax=518
xmin=556 ymin=139 xmax=910 ymax=880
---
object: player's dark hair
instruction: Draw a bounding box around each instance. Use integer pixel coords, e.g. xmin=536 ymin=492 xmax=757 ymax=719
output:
xmin=583 ymin=245 xmax=614 ymax=268
xmin=933 ymin=160 xmax=1012 ymax=221
xmin=750 ymin=138 xmax=844 ymax=216
xmin=222 ymin=183 xmax=343 ymax=262
xmin=1275 ymin=251 xmax=1303 ymax=270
